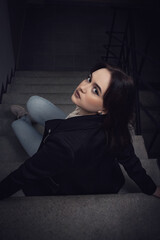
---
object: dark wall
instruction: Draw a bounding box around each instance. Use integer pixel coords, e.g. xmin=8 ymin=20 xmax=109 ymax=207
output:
xmin=7 ymin=0 xmax=27 ymax=66
xmin=0 ymin=0 xmax=15 ymax=98
xmin=16 ymin=2 xmax=113 ymax=71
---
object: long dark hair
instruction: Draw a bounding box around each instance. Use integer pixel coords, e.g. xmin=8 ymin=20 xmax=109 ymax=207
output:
xmin=90 ymin=62 xmax=135 ymax=150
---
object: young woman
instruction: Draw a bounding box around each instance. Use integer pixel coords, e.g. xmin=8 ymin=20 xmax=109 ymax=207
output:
xmin=0 ymin=63 xmax=160 ymax=199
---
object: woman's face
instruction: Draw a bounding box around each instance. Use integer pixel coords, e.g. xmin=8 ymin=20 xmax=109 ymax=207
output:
xmin=71 ymin=68 xmax=111 ymax=115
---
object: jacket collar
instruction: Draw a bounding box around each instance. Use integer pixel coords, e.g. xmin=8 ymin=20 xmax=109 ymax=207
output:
xmin=45 ymin=114 xmax=107 ymax=132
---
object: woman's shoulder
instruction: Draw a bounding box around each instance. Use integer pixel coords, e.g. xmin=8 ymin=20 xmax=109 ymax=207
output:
xmin=47 ymin=116 xmax=106 ymax=148
xmin=46 ymin=114 xmax=106 ymax=132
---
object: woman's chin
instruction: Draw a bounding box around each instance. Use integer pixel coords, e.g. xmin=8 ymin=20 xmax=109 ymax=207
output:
xmin=71 ymin=94 xmax=77 ymax=104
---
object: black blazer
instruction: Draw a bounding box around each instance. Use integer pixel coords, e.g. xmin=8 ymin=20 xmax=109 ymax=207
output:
xmin=0 ymin=114 xmax=156 ymax=199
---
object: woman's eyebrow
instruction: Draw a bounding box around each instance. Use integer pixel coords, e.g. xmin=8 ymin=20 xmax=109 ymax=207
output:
xmin=91 ymin=73 xmax=102 ymax=94
xmin=94 ymin=83 xmax=102 ymax=94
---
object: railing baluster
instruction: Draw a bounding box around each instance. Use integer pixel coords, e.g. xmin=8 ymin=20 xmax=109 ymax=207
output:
xmin=103 ymin=6 xmax=160 ymax=157
xmin=129 ymin=11 xmax=141 ymax=135
xmin=105 ymin=8 xmax=117 ymax=61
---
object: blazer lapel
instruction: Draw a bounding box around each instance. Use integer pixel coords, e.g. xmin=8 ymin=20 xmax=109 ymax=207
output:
xmin=45 ymin=114 xmax=107 ymax=133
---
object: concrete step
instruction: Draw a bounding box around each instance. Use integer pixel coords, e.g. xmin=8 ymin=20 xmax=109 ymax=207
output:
xmin=0 ymin=136 xmax=28 ymax=163
xmin=8 ymin=83 xmax=77 ymax=93
xmin=2 ymin=93 xmax=73 ymax=105
xmin=141 ymin=159 xmax=160 ymax=185
xmin=140 ymin=108 xmax=160 ymax=131
xmin=15 ymin=71 xmax=88 ymax=78
xmin=0 ymin=193 xmax=160 ymax=240
xmin=0 ymin=118 xmax=15 ymax=136
xmin=0 ymin=104 xmax=15 ymax=119
xmin=132 ymin=135 xmax=148 ymax=159
xmin=12 ymin=76 xmax=83 ymax=84
xmin=0 ymin=161 xmax=22 ymax=181
xmin=139 ymin=90 xmax=160 ymax=107
xmin=142 ymin=131 xmax=160 ymax=158
xmin=120 ymin=158 xmax=160 ymax=193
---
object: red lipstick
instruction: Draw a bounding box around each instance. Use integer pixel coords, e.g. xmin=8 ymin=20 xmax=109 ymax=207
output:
xmin=75 ymin=90 xmax=80 ymax=98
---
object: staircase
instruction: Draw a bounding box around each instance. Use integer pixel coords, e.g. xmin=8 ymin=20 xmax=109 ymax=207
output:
xmin=0 ymin=71 xmax=160 ymax=240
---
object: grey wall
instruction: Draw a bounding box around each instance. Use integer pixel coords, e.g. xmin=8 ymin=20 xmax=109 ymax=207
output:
xmin=0 ymin=0 xmax=15 ymax=98
xmin=8 ymin=0 xmax=27 ymax=64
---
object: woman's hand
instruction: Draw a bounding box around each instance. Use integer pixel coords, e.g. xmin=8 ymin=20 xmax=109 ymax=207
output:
xmin=153 ymin=186 xmax=160 ymax=198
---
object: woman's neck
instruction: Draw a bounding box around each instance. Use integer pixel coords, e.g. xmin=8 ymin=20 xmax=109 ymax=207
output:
xmin=77 ymin=106 xmax=98 ymax=116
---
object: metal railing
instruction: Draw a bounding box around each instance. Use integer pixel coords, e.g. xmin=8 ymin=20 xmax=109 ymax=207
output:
xmin=102 ymin=7 xmax=160 ymax=157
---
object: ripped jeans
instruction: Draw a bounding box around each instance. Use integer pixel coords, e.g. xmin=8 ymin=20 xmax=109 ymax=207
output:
xmin=12 ymin=96 xmax=67 ymax=157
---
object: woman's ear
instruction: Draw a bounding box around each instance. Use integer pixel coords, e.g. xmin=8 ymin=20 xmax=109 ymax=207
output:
xmin=98 ymin=109 xmax=107 ymax=115
xmin=97 ymin=111 xmax=103 ymax=115
xmin=102 ymin=109 xmax=108 ymax=115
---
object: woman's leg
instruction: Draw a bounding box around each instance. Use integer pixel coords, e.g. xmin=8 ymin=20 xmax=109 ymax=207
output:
xmin=11 ymin=95 xmax=67 ymax=156
xmin=12 ymin=116 xmax=42 ymax=157
xmin=26 ymin=95 xmax=67 ymax=126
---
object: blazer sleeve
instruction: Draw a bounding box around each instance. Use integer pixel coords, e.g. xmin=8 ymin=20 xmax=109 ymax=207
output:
xmin=117 ymin=142 xmax=157 ymax=195
xmin=0 ymin=134 xmax=74 ymax=200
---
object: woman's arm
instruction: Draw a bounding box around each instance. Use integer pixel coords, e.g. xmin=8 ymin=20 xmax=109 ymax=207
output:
xmin=0 ymin=134 xmax=74 ymax=200
xmin=117 ymin=142 xmax=157 ymax=195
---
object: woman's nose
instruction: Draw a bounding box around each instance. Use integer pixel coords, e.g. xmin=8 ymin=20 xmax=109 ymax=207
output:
xmin=80 ymin=85 xmax=87 ymax=93
xmin=79 ymin=82 xmax=88 ymax=93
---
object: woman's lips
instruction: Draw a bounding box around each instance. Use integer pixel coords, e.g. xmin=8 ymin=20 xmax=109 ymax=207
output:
xmin=74 ymin=90 xmax=80 ymax=98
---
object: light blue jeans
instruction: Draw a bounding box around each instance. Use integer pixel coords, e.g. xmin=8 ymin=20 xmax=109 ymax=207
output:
xmin=11 ymin=96 xmax=67 ymax=157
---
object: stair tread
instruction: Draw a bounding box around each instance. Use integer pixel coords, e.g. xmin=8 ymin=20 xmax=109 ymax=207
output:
xmin=8 ymin=84 xmax=76 ymax=93
xmin=2 ymin=93 xmax=73 ymax=104
xmin=0 ymin=136 xmax=29 ymax=163
xmin=120 ymin=158 xmax=160 ymax=193
xmin=132 ymin=135 xmax=148 ymax=159
xmin=15 ymin=71 xmax=88 ymax=77
xmin=0 ymin=193 xmax=159 ymax=240
xmin=13 ymin=76 xmax=83 ymax=84
xmin=139 ymin=91 xmax=160 ymax=107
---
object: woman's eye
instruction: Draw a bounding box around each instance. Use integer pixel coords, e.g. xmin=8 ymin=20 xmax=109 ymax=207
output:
xmin=93 ymin=87 xmax=99 ymax=95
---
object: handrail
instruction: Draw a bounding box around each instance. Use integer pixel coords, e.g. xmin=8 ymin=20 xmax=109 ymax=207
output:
xmin=0 ymin=67 xmax=15 ymax=104
xmin=105 ymin=9 xmax=117 ymax=60
xmin=129 ymin=11 xmax=141 ymax=135
xmin=139 ymin=103 xmax=160 ymax=153
xmin=103 ymin=7 xmax=160 ymax=157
